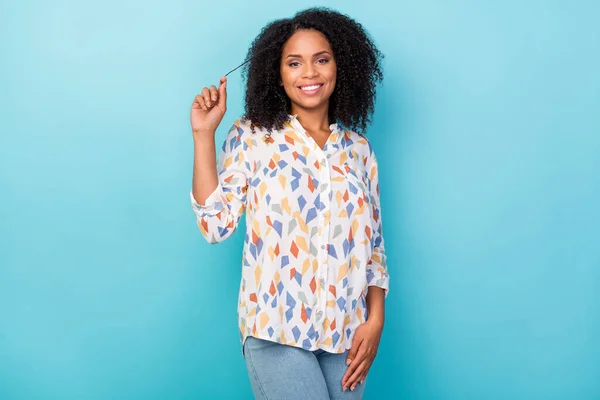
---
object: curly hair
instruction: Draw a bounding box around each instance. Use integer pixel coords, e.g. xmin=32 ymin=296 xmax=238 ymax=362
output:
xmin=241 ymin=7 xmax=384 ymax=134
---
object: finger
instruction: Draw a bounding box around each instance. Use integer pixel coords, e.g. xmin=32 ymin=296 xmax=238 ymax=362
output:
xmin=346 ymin=335 xmax=364 ymax=365
xmin=201 ymin=87 xmax=212 ymax=108
xmin=349 ymin=359 xmax=370 ymax=391
xmin=343 ymin=359 xmax=368 ymax=391
xmin=193 ymin=95 xmax=207 ymax=111
xmin=209 ymin=85 xmax=218 ymax=103
xmin=342 ymin=346 xmax=367 ymax=386
xmin=218 ymin=76 xmax=227 ymax=109
xmin=356 ymin=363 xmax=372 ymax=388
xmin=359 ymin=368 xmax=369 ymax=385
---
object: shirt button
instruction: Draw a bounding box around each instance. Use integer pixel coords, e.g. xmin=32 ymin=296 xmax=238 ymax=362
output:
xmin=321 ymin=244 xmax=326 ymax=249
xmin=316 ymin=310 xmax=323 ymax=319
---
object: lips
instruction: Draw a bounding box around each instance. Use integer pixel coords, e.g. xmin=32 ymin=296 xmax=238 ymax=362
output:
xmin=298 ymin=83 xmax=324 ymax=95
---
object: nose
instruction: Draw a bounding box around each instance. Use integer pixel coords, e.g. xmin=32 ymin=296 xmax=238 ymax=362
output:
xmin=302 ymin=63 xmax=318 ymax=79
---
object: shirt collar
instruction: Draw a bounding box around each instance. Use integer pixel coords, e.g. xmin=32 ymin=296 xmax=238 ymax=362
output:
xmin=287 ymin=114 xmax=343 ymax=145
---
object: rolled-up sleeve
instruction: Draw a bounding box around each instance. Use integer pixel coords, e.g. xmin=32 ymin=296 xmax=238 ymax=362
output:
xmin=366 ymin=146 xmax=390 ymax=297
xmin=191 ymin=121 xmax=251 ymax=244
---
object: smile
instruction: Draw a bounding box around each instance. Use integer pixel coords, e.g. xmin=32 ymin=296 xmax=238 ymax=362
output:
xmin=298 ymin=84 xmax=324 ymax=94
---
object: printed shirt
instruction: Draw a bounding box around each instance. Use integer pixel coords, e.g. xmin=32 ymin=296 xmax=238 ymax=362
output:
xmin=190 ymin=114 xmax=390 ymax=354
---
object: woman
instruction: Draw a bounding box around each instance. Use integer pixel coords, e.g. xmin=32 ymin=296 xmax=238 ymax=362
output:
xmin=190 ymin=8 xmax=389 ymax=399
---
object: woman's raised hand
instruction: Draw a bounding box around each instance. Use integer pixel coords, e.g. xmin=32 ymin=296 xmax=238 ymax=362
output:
xmin=190 ymin=76 xmax=227 ymax=137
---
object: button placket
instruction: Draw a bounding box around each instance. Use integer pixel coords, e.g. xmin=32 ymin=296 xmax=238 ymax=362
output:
xmin=316 ymin=145 xmax=331 ymax=332
xmin=290 ymin=116 xmax=334 ymax=334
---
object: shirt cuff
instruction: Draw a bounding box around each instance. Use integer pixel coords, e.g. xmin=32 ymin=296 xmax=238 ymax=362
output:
xmin=190 ymin=185 xmax=225 ymax=217
xmin=367 ymin=259 xmax=389 ymax=297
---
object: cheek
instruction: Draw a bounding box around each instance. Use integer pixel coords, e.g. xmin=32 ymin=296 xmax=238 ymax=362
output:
xmin=280 ymin=69 xmax=296 ymax=88
xmin=326 ymin=66 xmax=337 ymax=86
xmin=280 ymin=82 xmax=296 ymax=101
xmin=327 ymin=75 xmax=337 ymax=93
xmin=282 ymin=85 xmax=294 ymax=100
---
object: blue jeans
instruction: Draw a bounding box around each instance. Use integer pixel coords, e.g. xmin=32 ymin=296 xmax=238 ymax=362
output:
xmin=243 ymin=336 xmax=367 ymax=399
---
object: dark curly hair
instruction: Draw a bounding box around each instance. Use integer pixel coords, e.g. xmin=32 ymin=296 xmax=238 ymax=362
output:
xmin=241 ymin=7 xmax=384 ymax=134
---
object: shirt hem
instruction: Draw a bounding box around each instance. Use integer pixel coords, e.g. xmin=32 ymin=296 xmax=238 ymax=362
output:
xmin=240 ymin=332 xmax=351 ymax=355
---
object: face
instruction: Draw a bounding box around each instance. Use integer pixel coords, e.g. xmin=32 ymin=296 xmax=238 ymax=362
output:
xmin=280 ymin=29 xmax=337 ymax=115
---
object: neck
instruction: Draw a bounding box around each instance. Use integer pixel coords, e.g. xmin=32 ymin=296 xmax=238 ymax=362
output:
xmin=291 ymin=104 xmax=330 ymax=133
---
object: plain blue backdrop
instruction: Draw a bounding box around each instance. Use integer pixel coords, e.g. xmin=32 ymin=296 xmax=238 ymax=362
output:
xmin=1 ymin=0 xmax=599 ymax=399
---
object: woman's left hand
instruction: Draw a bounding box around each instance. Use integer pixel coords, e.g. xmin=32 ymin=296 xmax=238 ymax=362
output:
xmin=342 ymin=318 xmax=384 ymax=391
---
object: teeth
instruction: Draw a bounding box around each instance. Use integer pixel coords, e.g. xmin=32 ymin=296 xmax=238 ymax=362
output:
xmin=301 ymin=84 xmax=322 ymax=91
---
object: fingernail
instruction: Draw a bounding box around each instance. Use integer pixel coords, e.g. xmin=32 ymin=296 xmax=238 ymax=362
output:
xmin=346 ymin=359 xmax=351 ymax=365
xmin=212 ymin=96 xmax=217 ymax=101
xmin=351 ymin=385 xmax=355 ymax=391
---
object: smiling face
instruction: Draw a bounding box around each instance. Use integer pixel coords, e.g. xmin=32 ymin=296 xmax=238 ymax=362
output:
xmin=280 ymin=29 xmax=337 ymax=116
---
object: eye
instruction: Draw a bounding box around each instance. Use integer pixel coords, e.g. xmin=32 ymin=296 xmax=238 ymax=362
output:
xmin=316 ymin=58 xmax=330 ymax=64
xmin=288 ymin=61 xmax=301 ymax=67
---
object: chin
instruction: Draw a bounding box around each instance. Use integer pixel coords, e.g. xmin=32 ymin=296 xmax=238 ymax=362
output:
xmin=292 ymin=98 xmax=330 ymax=111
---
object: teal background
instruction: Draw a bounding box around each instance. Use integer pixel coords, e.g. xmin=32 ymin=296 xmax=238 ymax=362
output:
xmin=1 ymin=0 xmax=599 ymax=399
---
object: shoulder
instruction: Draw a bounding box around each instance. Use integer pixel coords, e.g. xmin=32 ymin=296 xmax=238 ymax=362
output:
xmin=232 ymin=117 xmax=277 ymax=136
xmin=225 ymin=117 xmax=278 ymax=143
xmin=341 ymin=128 xmax=378 ymax=160
xmin=225 ymin=117 xmax=251 ymax=138
xmin=221 ymin=117 xmax=265 ymax=145
xmin=221 ymin=117 xmax=285 ymax=159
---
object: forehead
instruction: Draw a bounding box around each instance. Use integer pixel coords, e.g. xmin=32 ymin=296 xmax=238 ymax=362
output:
xmin=282 ymin=29 xmax=332 ymax=56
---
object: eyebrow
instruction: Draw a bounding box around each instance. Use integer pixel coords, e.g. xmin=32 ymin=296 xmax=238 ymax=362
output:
xmin=285 ymin=51 xmax=331 ymax=59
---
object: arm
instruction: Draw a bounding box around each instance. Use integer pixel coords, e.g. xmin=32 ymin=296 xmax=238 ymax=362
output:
xmin=342 ymin=146 xmax=390 ymax=392
xmin=366 ymin=286 xmax=385 ymax=327
xmin=192 ymin=134 xmax=219 ymax=206
xmin=366 ymin=147 xmax=390 ymax=299
xmin=189 ymin=76 xmax=250 ymax=244
xmin=191 ymin=122 xmax=250 ymax=244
